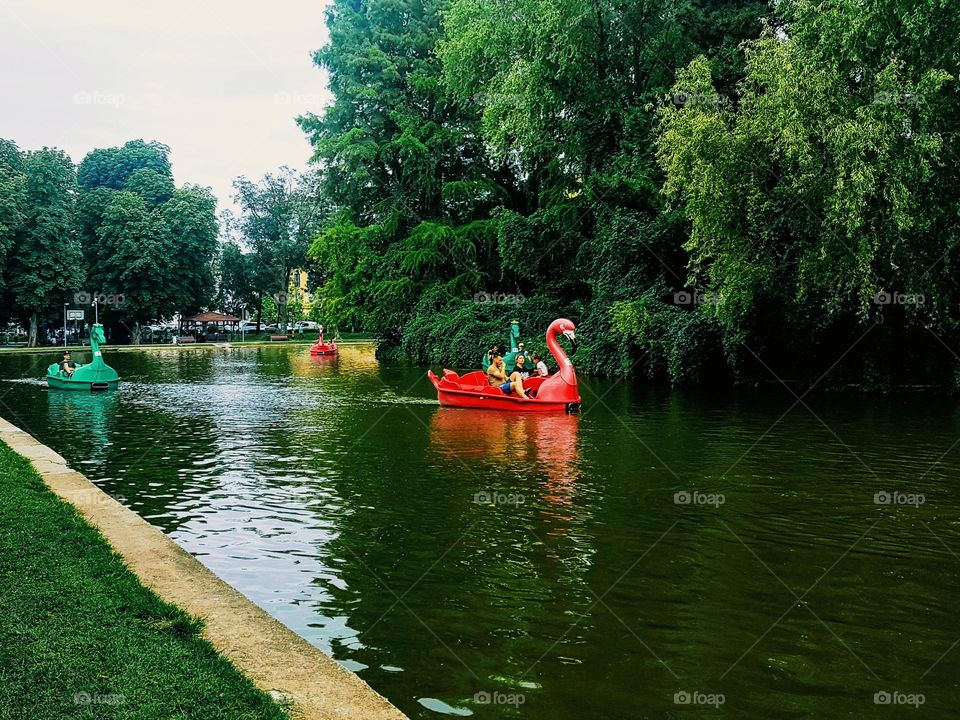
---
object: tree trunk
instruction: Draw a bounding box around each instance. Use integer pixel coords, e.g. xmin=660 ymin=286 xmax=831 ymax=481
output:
xmin=131 ymin=321 xmax=142 ymax=346
xmin=280 ymin=266 xmax=290 ymax=332
xmin=27 ymin=312 xmax=38 ymax=347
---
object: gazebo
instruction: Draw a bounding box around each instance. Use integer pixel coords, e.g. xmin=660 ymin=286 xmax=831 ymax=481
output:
xmin=183 ymin=311 xmax=241 ymax=342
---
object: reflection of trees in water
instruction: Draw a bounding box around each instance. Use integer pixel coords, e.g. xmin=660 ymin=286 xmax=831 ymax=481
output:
xmin=293 ymin=406 xmax=599 ymax=717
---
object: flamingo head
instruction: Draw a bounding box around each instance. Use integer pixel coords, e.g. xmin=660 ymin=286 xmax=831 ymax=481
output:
xmin=549 ymin=318 xmax=577 ymax=345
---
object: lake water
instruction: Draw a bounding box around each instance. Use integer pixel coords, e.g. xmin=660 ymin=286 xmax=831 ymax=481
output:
xmin=2 ymin=344 xmax=959 ymax=718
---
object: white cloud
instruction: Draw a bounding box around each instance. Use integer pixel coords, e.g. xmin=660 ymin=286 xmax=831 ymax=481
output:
xmin=0 ymin=0 xmax=332 ymax=214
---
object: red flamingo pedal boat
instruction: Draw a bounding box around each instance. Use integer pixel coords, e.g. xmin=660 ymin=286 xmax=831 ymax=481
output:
xmin=309 ymin=332 xmax=338 ymax=356
xmin=428 ymin=318 xmax=581 ymax=412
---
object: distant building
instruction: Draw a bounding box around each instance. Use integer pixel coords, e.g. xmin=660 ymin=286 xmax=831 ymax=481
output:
xmin=288 ymin=268 xmax=312 ymax=305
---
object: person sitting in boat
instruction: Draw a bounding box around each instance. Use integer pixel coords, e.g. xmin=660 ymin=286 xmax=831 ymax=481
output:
xmin=487 ymin=354 xmax=506 ymax=384
xmin=516 ymin=342 xmax=530 ymax=366
xmin=514 ymin=354 xmax=531 ymax=379
xmin=486 ymin=354 xmax=529 ymax=399
xmin=532 ymin=352 xmax=549 ymax=377
xmin=482 ymin=344 xmax=499 ymax=371
xmin=59 ymin=351 xmax=76 ymax=376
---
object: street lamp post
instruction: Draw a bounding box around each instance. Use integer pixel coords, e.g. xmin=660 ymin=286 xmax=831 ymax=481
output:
xmin=63 ymin=303 xmax=68 ymax=348
xmin=240 ymin=302 xmax=247 ymax=343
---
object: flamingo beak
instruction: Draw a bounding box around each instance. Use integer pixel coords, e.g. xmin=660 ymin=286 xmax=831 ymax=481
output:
xmin=563 ymin=329 xmax=577 ymax=353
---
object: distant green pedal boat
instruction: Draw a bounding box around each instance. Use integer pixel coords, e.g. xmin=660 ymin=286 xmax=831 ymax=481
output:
xmin=46 ymin=323 xmax=119 ymax=391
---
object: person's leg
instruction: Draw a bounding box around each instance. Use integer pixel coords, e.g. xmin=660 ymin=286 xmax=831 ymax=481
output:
xmin=509 ymin=372 xmax=528 ymax=399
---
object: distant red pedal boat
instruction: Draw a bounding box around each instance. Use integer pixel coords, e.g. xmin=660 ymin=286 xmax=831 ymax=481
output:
xmin=428 ymin=318 xmax=581 ymax=413
xmin=309 ymin=333 xmax=338 ymax=356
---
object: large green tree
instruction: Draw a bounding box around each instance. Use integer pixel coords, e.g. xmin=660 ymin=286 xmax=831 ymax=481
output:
xmin=298 ymin=0 xmax=507 ymax=342
xmin=231 ymin=169 xmax=322 ymax=330
xmin=77 ymin=140 xmax=172 ymax=191
xmin=7 ymin=148 xmax=84 ymax=346
xmin=0 ymin=140 xmax=26 ymax=302
xmin=89 ymin=191 xmax=177 ymax=344
xmin=77 ymin=141 xmax=219 ymax=342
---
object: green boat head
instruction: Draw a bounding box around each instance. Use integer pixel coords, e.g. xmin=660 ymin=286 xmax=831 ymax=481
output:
xmin=46 ymin=324 xmax=120 ymax=391
xmin=503 ymin=320 xmax=524 ymax=372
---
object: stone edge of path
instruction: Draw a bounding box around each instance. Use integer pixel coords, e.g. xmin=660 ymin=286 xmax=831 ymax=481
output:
xmin=0 ymin=415 xmax=408 ymax=720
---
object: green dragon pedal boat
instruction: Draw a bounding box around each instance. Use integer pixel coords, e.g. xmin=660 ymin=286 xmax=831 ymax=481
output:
xmin=46 ymin=324 xmax=119 ymax=391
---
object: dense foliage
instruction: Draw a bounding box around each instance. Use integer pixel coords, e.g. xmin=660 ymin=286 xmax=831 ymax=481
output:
xmin=0 ymin=139 xmax=219 ymax=345
xmin=298 ymin=0 xmax=960 ymax=389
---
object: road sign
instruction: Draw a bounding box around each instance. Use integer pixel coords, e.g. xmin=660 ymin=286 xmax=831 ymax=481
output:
xmin=67 ymin=310 xmax=84 ymax=321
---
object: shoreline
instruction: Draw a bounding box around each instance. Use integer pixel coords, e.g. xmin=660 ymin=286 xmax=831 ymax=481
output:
xmin=0 ymin=338 xmax=376 ymax=355
xmin=0 ymin=415 xmax=408 ymax=720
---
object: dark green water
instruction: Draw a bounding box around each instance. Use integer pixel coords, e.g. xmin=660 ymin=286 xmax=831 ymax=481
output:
xmin=2 ymin=344 xmax=960 ymax=718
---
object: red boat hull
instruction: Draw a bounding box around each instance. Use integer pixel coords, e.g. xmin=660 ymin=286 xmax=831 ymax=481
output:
xmin=428 ymin=369 xmax=580 ymax=413
xmin=309 ymin=342 xmax=338 ymax=355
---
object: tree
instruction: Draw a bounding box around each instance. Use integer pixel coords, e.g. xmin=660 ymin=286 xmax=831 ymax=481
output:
xmin=77 ymin=142 xmax=219 ymax=342
xmin=124 ymin=168 xmax=175 ymax=205
xmin=232 ymin=169 xmax=322 ymax=330
xmin=217 ymin=241 xmax=257 ymax=319
xmin=0 ymin=139 xmax=26 ymax=300
xmin=657 ymin=0 xmax=960 ymax=385
xmin=77 ymin=139 xmax=172 ymax=191
xmin=161 ymin=185 xmax=219 ymax=315
xmin=7 ymin=148 xmax=84 ymax=346
xmin=298 ymin=0 xmax=508 ymax=341
xmin=91 ymin=191 xmax=177 ymax=344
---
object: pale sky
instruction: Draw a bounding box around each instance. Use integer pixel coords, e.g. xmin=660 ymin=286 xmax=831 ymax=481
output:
xmin=0 ymin=0 xmax=331 ymax=214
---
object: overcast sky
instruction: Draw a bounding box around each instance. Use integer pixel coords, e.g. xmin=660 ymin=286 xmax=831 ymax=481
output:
xmin=0 ymin=0 xmax=331 ymax=214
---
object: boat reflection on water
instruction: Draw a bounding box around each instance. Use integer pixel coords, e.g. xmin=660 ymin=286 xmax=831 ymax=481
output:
xmin=46 ymin=388 xmax=118 ymax=467
xmin=429 ymin=408 xmax=582 ymax=514
xmin=290 ymin=342 xmax=379 ymax=377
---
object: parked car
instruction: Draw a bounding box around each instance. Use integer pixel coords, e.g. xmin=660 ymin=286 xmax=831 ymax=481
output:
xmin=294 ymin=321 xmax=319 ymax=331
xmin=237 ymin=321 xmax=260 ymax=333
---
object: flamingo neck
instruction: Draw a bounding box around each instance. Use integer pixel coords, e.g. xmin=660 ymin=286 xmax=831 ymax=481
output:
xmin=546 ymin=328 xmax=575 ymax=384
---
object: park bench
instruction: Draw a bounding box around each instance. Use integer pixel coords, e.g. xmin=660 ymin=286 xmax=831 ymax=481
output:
xmin=174 ymin=336 xmax=196 ymax=344
xmin=269 ymin=334 xmax=288 ymax=342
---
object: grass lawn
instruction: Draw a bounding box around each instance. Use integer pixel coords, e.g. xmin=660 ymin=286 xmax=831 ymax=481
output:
xmin=0 ymin=444 xmax=287 ymax=720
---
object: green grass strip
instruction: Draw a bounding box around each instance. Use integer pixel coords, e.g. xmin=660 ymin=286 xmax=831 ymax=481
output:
xmin=0 ymin=444 xmax=288 ymax=719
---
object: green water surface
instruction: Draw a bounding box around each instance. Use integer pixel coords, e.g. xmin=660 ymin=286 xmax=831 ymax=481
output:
xmin=2 ymin=344 xmax=959 ymax=718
